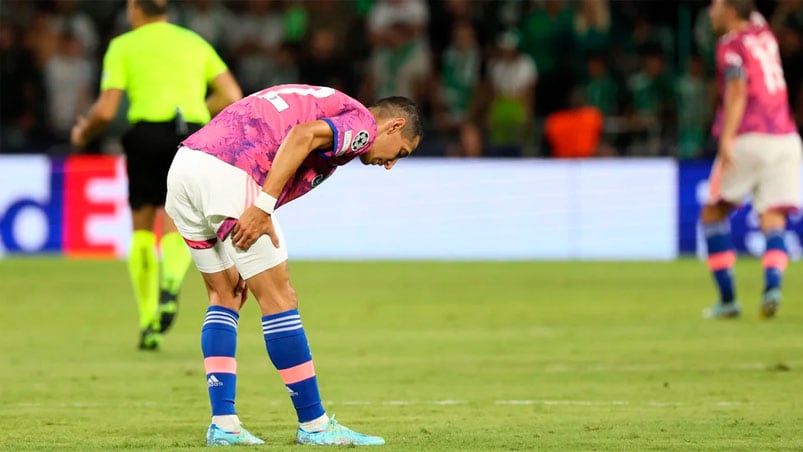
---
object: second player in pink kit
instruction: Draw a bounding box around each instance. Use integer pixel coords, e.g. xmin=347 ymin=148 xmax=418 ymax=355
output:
xmin=701 ymin=0 xmax=803 ymax=319
xmin=710 ymin=11 xmax=797 ymax=138
xmin=166 ymin=84 xmax=423 ymax=446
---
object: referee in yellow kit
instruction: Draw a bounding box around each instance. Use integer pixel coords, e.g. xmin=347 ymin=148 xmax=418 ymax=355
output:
xmin=71 ymin=0 xmax=242 ymax=350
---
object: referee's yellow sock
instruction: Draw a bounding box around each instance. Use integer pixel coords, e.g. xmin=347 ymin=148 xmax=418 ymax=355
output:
xmin=160 ymin=232 xmax=192 ymax=296
xmin=129 ymin=230 xmax=159 ymax=331
xmin=158 ymin=232 xmax=192 ymax=333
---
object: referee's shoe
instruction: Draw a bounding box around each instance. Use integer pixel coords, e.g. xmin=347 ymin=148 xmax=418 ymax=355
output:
xmin=157 ymin=289 xmax=179 ymax=333
xmin=139 ymin=325 xmax=162 ymax=351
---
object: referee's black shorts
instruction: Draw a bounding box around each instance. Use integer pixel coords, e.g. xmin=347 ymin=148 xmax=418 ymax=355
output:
xmin=121 ymin=121 xmax=202 ymax=209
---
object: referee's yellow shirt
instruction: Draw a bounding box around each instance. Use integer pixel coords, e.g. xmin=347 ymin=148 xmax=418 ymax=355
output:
xmin=100 ymin=22 xmax=227 ymax=124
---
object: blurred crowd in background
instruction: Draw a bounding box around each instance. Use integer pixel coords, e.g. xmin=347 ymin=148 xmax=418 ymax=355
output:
xmin=1 ymin=0 xmax=802 ymax=158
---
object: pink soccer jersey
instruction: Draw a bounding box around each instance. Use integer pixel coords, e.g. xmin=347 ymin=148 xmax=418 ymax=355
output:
xmin=711 ymin=18 xmax=796 ymax=137
xmin=182 ymin=84 xmax=377 ymax=208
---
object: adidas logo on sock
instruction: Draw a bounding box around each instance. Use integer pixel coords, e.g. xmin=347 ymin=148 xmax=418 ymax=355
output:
xmin=286 ymin=386 xmax=298 ymax=397
xmin=207 ymin=375 xmax=223 ymax=387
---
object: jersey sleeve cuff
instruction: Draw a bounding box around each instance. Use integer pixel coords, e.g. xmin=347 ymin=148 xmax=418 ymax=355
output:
xmin=724 ymin=66 xmax=746 ymax=81
xmin=320 ymin=118 xmax=338 ymax=156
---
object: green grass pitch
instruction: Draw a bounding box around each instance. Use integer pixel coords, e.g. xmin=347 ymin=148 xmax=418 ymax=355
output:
xmin=1 ymin=258 xmax=802 ymax=451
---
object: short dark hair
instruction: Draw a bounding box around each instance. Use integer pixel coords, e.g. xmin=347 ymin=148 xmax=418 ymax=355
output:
xmin=373 ymin=96 xmax=423 ymax=140
xmin=724 ymin=0 xmax=754 ymax=20
xmin=135 ymin=0 xmax=168 ymax=17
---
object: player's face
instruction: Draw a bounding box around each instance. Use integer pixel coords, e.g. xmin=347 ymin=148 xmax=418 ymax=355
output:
xmin=360 ymin=120 xmax=420 ymax=170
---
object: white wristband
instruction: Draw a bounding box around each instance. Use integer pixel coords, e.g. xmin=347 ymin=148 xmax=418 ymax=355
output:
xmin=253 ymin=192 xmax=277 ymax=215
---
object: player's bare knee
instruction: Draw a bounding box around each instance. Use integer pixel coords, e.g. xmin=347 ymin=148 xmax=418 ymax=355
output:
xmin=259 ymin=282 xmax=297 ymax=314
xmin=759 ymin=210 xmax=787 ymax=232
xmin=278 ymin=284 xmax=299 ymax=312
xmin=284 ymin=283 xmax=298 ymax=309
xmin=700 ymin=203 xmax=730 ymax=224
xmin=256 ymin=283 xmax=298 ymax=315
xmin=206 ymin=288 xmax=243 ymax=312
xmin=202 ymin=268 xmax=244 ymax=312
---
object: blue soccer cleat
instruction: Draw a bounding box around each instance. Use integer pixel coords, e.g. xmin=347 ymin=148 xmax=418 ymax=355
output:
xmin=296 ymin=415 xmax=385 ymax=446
xmin=702 ymin=301 xmax=742 ymax=319
xmin=206 ymin=424 xmax=265 ymax=447
xmin=760 ymin=288 xmax=782 ymax=319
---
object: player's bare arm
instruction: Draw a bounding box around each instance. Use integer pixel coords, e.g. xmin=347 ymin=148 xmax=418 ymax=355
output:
xmin=231 ymin=120 xmax=334 ymax=250
xmin=206 ymin=71 xmax=243 ymax=116
xmin=70 ymin=88 xmax=124 ymax=148
xmin=718 ymin=76 xmax=747 ymax=170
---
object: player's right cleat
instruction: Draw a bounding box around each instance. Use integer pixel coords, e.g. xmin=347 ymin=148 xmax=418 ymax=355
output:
xmin=157 ymin=289 xmax=179 ymax=333
xmin=138 ymin=326 xmax=162 ymax=351
xmin=760 ymin=288 xmax=782 ymax=319
xmin=296 ymin=415 xmax=385 ymax=446
xmin=206 ymin=424 xmax=265 ymax=447
xmin=702 ymin=301 xmax=742 ymax=319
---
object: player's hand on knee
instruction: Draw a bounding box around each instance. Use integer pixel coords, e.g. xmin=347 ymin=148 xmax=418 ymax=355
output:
xmin=232 ymin=206 xmax=280 ymax=250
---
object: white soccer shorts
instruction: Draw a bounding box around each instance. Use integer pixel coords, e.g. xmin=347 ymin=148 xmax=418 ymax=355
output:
xmin=165 ymin=146 xmax=288 ymax=279
xmin=708 ymin=132 xmax=802 ymax=213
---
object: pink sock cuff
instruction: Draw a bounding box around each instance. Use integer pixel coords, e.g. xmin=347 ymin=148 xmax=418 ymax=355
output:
xmin=204 ymin=356 xmax=237 ymax=374
xmin=762 ymin=250 xmax=788 ymax=271
xmin=708 ymin=251 xmax=736 ymax=271
xmin=278 ymin=361 xmax=316 ymax=385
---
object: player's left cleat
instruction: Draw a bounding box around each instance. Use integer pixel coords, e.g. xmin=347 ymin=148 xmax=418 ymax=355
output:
xmin=138 ymin=326 xmax=162 ymax=351
xmin=296 ymin=415 xmax=385 ymax=446
xmin=760 ymin=288 xmax=782 ymax=319
xmin=702 ymin=301 xmax=742 ymax=319
xmin=157 ymin=289 xmax=179 ymax=333
xmin=206 ymin=424 xmax=265 ymax=446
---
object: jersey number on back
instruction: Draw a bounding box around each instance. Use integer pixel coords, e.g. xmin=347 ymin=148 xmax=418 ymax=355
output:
xmin=257 ymin=86 xmax=336 ymax=112
xmin=743 ymin=31 xmax=786 ymax=94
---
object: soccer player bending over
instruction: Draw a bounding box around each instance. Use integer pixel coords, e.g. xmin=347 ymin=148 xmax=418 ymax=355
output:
xmin=165 ymin=84 xmax=422 ymax=446
xmin=702 ymin=0 xmax=802 ymax=319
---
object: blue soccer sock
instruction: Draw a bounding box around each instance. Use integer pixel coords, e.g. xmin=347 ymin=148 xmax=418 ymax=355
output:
xmin=763 ymin=229 xmax=788 ymax=292
xmin=202 ymin=306 xmax=239 ymax=416
xmin=262 ymin=309 xmax=325 ymax=423
xmin=703 ymin=221 xmax=736 ymax=303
